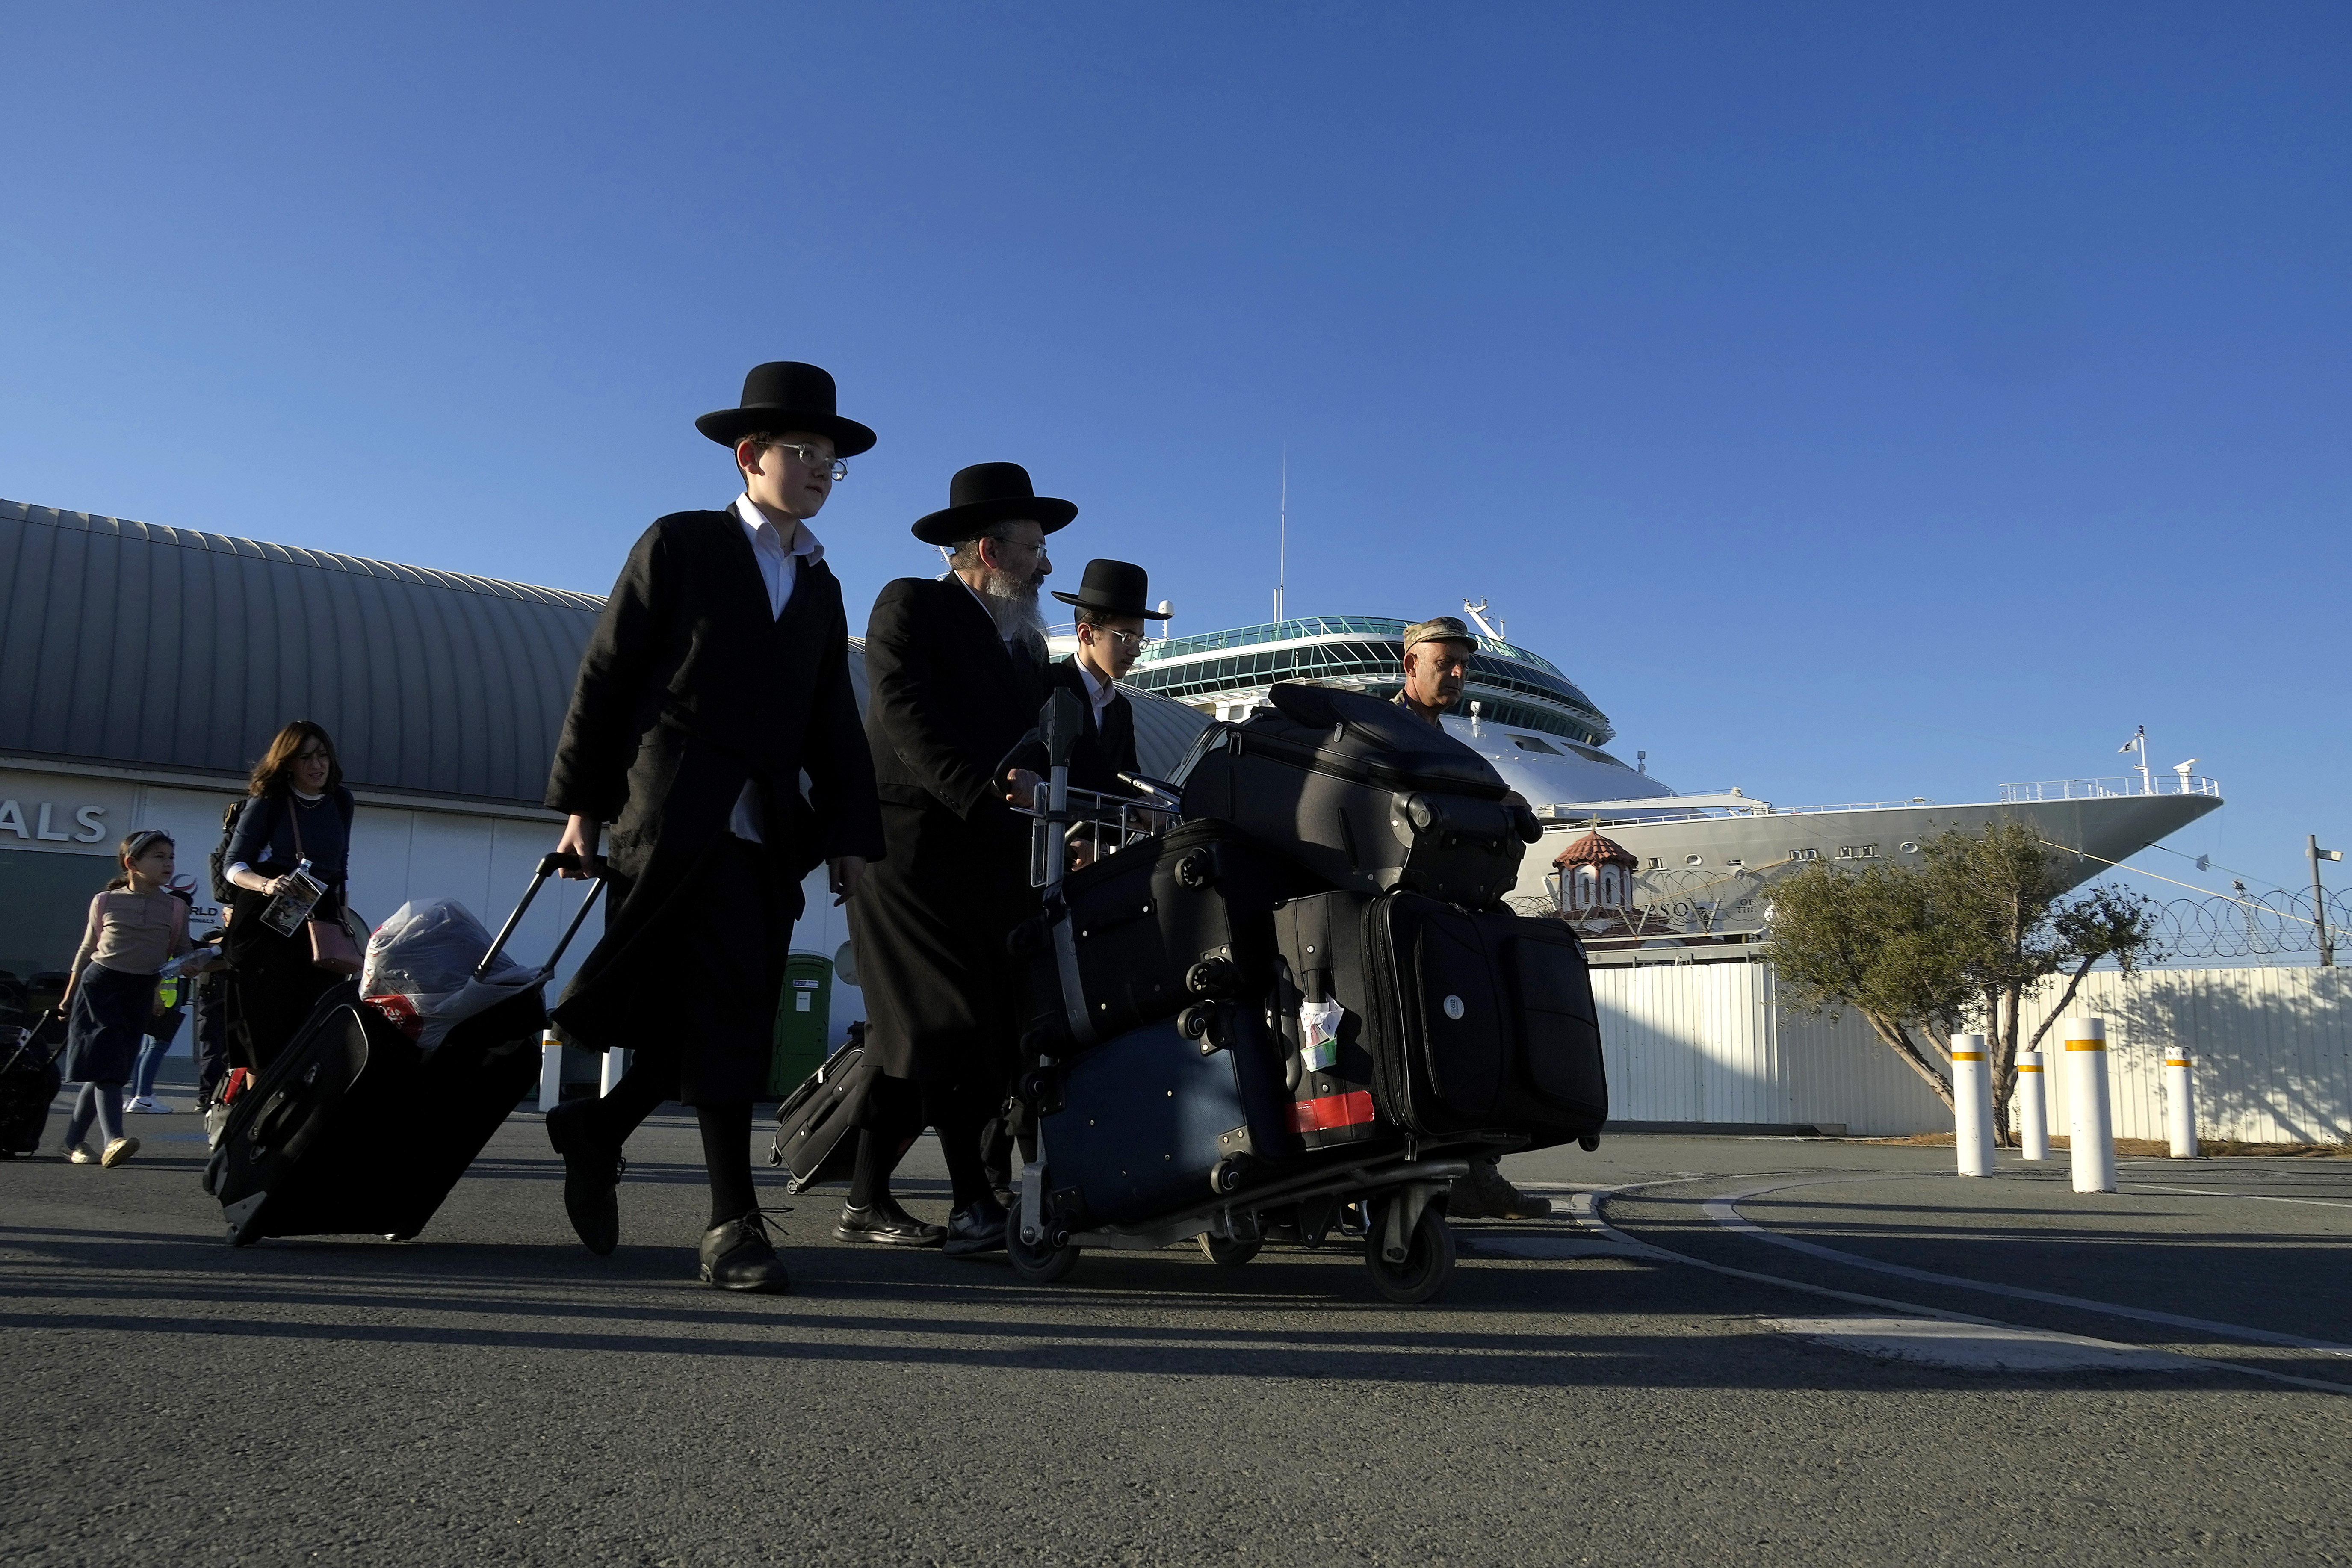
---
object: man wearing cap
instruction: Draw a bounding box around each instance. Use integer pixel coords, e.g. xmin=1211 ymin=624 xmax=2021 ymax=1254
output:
xmin=541 ymin=360 xmax=886 ymax=1292
xmin=838 ymin=463 xmax=1072 ymax=1258
xmin=1394 ymin=615 xmax=1554 ymax=1222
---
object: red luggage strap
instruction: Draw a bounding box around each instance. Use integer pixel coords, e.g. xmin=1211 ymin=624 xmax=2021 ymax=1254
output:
xmin=1290 ymin=1090 xmax=1376 ymax=1133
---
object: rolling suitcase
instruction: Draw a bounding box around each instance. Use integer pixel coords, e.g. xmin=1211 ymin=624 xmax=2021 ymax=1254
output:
xmin=1272 ymin=889 xmax=1607 ymax=1148
xmin=203 ymin=854 xmax=605 ymax=1245
xmin=1174 ymin=683 xmax=1543 ymax=908
xmin=0 ymin=1019 xmax=64 ymax=1157
xmin=1011 ymin=819 xmax=1325 ymax=1055
xmin=1027 ymin=1002 xmax=1299 ymax=1231
xmin=767 ymin=1021 xmax=884 ymax=1192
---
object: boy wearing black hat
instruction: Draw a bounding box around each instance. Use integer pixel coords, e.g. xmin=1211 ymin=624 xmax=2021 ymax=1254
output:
xmin=541 ymin=361 xmax=885 ymax=1292
xmin=1041 ymin=559 xmax=1170 ymax=800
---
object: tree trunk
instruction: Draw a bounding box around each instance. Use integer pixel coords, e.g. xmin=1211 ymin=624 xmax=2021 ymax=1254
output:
xmin=1989 ymin=984 xmax=2022 ymax=1147
xmin=1862 ymin=1010 xmax=1956 ymax=1110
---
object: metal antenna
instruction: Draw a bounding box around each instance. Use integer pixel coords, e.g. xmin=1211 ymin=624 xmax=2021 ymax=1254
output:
xmin=1275 ymin=445 xmax=1287 ymax=624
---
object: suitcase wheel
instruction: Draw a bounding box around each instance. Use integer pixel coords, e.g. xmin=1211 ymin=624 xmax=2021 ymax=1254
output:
xmin=1007 ymin=1210 xmax=1081 ymax=1285
xmin=1174 ymin=849 xmax=1216 ymax=889
xmin=1185 ymin=957 xmax=1237 ymax=997
xmin=1208 ymin=1155 xmax=1251 ymax=1195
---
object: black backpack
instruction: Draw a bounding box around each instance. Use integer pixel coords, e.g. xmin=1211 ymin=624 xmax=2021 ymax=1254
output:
xmin=209 ymin=798 xmax=250 ymax=906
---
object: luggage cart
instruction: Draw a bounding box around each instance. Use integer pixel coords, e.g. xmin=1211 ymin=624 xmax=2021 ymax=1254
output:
xmin=1006 ymin=691 xmax=1475 ymax=1304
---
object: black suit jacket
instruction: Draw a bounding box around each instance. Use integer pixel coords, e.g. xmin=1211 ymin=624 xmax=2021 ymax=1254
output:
xmin=546 ymin=508 xmax=882 ymax=879
xmin=1040 ymin=654 xmax=1138 ymax=797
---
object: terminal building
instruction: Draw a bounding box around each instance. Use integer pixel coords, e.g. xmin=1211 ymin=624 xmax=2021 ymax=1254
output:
xmin=0 ymin=496 xmax=1209 ymax=1071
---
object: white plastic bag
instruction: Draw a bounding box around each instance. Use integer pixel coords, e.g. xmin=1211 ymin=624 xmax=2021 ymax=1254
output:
xmin=362 ymin=899 xmax=540 ymax=1051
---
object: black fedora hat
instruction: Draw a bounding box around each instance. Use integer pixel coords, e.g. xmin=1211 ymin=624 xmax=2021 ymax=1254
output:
xmin=911 ymin=462 xmax=1077 ymax=547
xmin=694 ymin=361 xmax=877 ymax=457
xmin=1052 ymin=559 xmax=1171 ymax=620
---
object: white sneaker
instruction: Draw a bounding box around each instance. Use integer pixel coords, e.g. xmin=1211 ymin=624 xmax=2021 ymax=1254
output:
xmin=101 ymin=1136 xmax=140 ymax=1166
xmin=66 ymin=1144 xmax=98 ymax=1165
xmin=124 ymin=1097 xmax=171 ymax=1114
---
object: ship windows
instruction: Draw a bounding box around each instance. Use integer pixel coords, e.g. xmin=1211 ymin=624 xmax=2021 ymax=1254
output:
xmin=1684 ymin=854 xmax=1704 ymax=866
xmin=1898 ymin=841 xmax=1918 ymax=854
xmin=1725 ymin=858 xmax=1744 ymax=868
xmin=1511 ymin=736 xmax=1563 ymax=755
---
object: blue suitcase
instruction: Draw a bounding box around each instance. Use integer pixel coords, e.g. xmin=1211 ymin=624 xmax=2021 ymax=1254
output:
xmin=1033 ymin=1004 xmax=1296 ymax=1229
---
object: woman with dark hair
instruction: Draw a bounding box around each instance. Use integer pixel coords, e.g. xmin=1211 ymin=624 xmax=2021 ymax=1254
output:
xmin=220 ymin=720 xmax=359 ymax=1069
xmin=55 ymin=830 xmax=191 ymax=1165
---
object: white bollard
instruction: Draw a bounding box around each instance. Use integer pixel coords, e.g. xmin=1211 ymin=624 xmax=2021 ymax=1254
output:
xmin=2164 ymin=1046 xmax=2199 ymax=1159
xmin=1951 ymin=1032 xmax=1994 ymax=1176
xmin=2016 ymin=1048 xmax=2049 ymax=1161
xmin=2064 ymin=1016 xmax=2116 ymax=1193
xmin=537 ymin=1028 xmax=563 ymax=1114
xmin=599 ymin=1046 xmax=629 ymax=1097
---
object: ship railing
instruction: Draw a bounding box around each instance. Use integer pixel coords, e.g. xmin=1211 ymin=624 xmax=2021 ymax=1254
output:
xmin=1998 ymin=775 xmax=2222 ymax=803
xmin=1542 ymin=798 xmax=1935 ymax=827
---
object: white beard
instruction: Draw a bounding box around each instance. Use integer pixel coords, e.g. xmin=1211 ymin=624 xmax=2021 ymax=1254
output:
xmin=978 ymin=567 xmax=1049 ymax=656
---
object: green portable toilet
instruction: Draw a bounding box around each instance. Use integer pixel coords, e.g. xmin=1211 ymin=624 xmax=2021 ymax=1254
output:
xmin=766 ymin=953 xmax=833 ymax=1098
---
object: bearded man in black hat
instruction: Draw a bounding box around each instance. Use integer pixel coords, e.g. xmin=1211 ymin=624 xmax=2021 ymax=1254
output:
xmin=540 ymin=361 xmax=885 ymax=1293
xmin=836 ymin=463 xmax=1071 ymax=1258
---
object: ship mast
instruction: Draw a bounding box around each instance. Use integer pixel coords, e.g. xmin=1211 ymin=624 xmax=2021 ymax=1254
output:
xmin=1275 ymin=446 xmax=1287 ymax=624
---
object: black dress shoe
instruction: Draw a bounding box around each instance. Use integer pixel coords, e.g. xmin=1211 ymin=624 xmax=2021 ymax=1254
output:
xmin=545 ymin=1099 xmax=624 ymax=1257
xmin=700 ymin=1210 xmax=792 ymax=1293
xmin=836 ymin=1196 xmax=946 ymax=1247
xmin=943 ymin=1196 xmax=1009 ymax=1258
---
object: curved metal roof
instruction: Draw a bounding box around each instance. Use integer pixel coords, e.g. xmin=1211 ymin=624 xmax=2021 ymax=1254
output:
xmin=1 ymin=497 xmax=1213 ymax=809
xmin=0 ymin=498 xmax=606 ymax=806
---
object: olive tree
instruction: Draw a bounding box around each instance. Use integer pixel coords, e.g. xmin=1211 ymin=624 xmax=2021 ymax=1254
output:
xmin=1918 ymin=821 xmax=2163 ymax=1143
xmin=1763 ymin=859 xmax=1971 ymax=1109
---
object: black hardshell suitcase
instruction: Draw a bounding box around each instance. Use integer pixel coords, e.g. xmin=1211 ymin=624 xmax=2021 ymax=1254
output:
xmin=1030 ymin=1003 xmax=1299 ymax=1230
xmin=204 ymin=855 xmax=605 ymax=1245
xmin=0 ymin=1019 xmax=64 ymax=1157
xmin=1274 ymin=889 xmax=1606 ymax=1148
xmin=1011 ymin=819 xmax=1326 ymax=1055
xmin=1174 ymin=683 xmax=1542 ymax=908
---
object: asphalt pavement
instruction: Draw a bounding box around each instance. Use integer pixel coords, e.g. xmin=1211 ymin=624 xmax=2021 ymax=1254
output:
xmin=5 ymin=1060 xmax=2348 ymax=1567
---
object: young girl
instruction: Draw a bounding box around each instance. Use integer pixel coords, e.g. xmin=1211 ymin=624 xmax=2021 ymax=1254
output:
xmin=56 ymin=830 xmax=192 ymax=1166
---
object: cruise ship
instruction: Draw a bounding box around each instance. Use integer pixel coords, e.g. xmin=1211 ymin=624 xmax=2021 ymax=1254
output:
xmin=1107 ymin=605 xmax=2222 ymax=949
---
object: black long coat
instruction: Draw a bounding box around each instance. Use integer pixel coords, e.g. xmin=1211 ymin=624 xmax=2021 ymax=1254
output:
xmin=545 ymin=508 xmax=883 ymax=1094
xmin=848 ymin=575 xmax=1046 ymax=1088
xmin=1034 ymin=654 xmax=1138 ymax=796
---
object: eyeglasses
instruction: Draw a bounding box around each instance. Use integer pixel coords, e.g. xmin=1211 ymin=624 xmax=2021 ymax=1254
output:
xmin=765 ymin=442 xmax=848 ymax=481
xmin=1099 ymin=628 xmax=1153 ymax=650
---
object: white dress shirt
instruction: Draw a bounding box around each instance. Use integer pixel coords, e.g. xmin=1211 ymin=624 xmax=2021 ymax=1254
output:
xmin=727 ymin=496 xmax=825 ymax=842
xmin=1076 ymin=656 xmax=1117 ymax=729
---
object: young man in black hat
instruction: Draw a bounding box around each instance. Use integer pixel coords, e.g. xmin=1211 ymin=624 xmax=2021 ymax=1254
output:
xmin=1043 ymin=559 xmax=1169 ymax=800
xmin=541 ymin=361 xmax=885 ymax=1292
xmin=1392 ymin=615 xmax=1553 ymax=1221
xmin=837 ymin=463 xmax=1073 ymax=1257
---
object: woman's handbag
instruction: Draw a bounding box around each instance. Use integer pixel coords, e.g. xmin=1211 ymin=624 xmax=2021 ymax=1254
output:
xmin=288 ymin=801 xmax=364 ymax=975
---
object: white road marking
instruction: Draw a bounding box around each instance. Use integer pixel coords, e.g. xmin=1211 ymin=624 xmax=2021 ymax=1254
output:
xmin=2131 ymin=1182 xmax=2352 ymax=1211
xmin=1764 ymin=1316 xmax=2196 ymax=1373
xmin=1561 ymin=1181 xmax=2351 ymax=1397
xmin=1702 ymin=1177 xmax=2352 ymax=1358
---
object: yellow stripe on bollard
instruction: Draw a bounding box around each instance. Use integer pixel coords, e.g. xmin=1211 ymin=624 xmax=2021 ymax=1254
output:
xmin=2065 ymin=1040 xmax=2107 ymax=1051
xmin=1951 ymin=1051 xmax=1985 ymax=1060
xmin=2017 ymin=1063 xmax=2042 ymax=1072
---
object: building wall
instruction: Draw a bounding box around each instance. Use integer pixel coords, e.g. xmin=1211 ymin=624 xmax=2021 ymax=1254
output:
xmin=1591 ymin=957 xmax=2350 ymax=1143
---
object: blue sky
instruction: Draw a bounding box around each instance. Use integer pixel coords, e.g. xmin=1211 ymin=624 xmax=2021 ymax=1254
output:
xmin=3 ymin=2 xmax=2344 ymax=896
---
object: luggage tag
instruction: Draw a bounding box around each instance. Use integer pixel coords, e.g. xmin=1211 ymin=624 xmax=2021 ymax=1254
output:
xmin=1297 ymin=999 xmax=1345 ymax=1072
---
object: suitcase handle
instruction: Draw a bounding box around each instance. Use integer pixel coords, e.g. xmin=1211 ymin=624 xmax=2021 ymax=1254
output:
xmin=476 ymin=853 xmax=609 ymax=980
